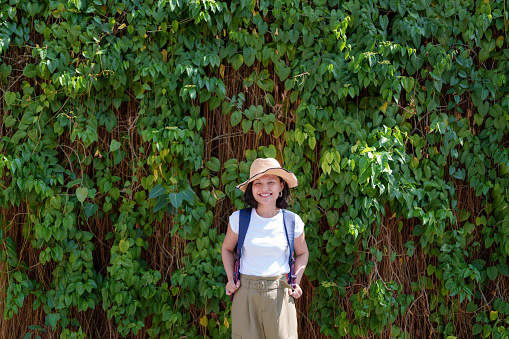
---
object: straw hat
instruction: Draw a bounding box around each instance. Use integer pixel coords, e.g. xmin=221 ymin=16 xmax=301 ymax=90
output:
xmin=236 ymin=158 xmax=298 ymax=192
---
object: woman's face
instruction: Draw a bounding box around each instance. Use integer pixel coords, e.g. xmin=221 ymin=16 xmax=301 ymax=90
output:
xmin=251 ymin=174 xmax=284 ymax=207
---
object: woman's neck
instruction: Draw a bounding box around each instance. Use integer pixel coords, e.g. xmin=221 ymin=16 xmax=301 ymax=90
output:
xmin=255 ymin=205 xmax=280 ymax=218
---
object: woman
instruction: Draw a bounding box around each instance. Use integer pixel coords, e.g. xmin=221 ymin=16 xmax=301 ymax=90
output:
xmin=222 ymin=157 xmax=309 ymax=338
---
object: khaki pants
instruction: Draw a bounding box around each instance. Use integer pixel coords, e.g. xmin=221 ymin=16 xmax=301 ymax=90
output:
xmin=232 ymin=274 xmax=298 ymax=339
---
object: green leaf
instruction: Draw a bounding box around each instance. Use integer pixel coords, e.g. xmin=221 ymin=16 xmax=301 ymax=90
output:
xmin=289 ymin=29 xmax=299 ymax=44
xmin=69 ymin=25 xmax=81 ymax=37
xmin=380 ymin=15 xmax=388 ymax=31
xmin=496 ymin=36 xmax=504 ymax=48
xmin=490 ymin=310 xmax=498 ymax=321
xmin=402 ymin=77 xmax=415 ymax=93
xmin=476 ymin=216 xmax=487 ymax=226
xmin=382 ymin=117 xmax=396 ymax=128
xmin=32 ymin=298 xmax=41 ymax=310
xmin=23 ymin=64 xmax=37 ymax=78
xmin=497 ymin=263 xmax=508 ymax=277
xmin=76 ymin=282 xmax=85 ymax=296
xmin=472 ymin=323 xmax=483 ymax=335
xmin=242 ymin=119 xmax=252 ymax=133
xmin=326 ymin=210 xmax=338 ymax=227
xmin=206 ymin=157 xmax=220 ymax=172
xmin=230 ymin=54 xmax=243 ymax=71
xmin=149 ymin=184 xmax=166 ymax=199
xmin=110 ymin=139 xmax=121 ymax=152
xmin=404 ymin=240 xmax=415 ymax=257
xmin=253 ymin=120 xmax=263 ymax=134
xmin=76 ymin=187 xmax=88 ymax=203
xmin=243 ymin=47 xmax=255 ymax=67
xmin=487 ymin=266 xmax=498 ymax=280
xmin=169 ymin=192 xmax=183 ymax=209
xmin=105 ymin=115 xmax=117 ymax=132
xmin=112 ymin=97 xmax=122 ymax=110
xmin=257 ymin=78 xmax=274 ymax=92
xmin=295 ymin=130 xmax=305 ymax=145
xmin=4 ymin=91 xmax=16 ymax=106
xmin=45 ymin=313 xmax=60 ymax=330
xmin=50 ymin=196 xmax=61 ymax=210
xmin=276 ymin=64 xmax=291 ymax=81
xmin=477 ymin=102 xmax=489 ymax=118
xmin=115 ymin=293 xmax=123 ymax=304
xmin=84 ymin=203 xmax=98 ymax=218
xmin=209 ymin=96 xmax=221 ymax=111
xmin=308 ymin=137 xmax=316 ymax=149
xmin=466 ymin=302 xmax=477 ymax=312
xmin=263 ymin=145 xmax=277 ymax=158
xmin=258 ymin=21 xmax=268 ymax=35
xmin=119 ymin=239 xmax=129 ymax=253
xmin=231 ymin=110 xmax=242 ymax=127
xmin=10 ymin=130 xmax=26 ymax=144
xmin=274 ymin=121 xmax=285 ymax=137
xmin=153 ymin=196 xmax=168 ymax=212
xmin=179 ymin=188 xmax=194 ymax=202
xmin=4 ymin=115 xmax=16 ymax=127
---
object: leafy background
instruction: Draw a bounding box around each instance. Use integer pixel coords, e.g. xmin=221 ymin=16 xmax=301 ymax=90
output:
xmin=1 ymin=0 xmax=509 ymax=338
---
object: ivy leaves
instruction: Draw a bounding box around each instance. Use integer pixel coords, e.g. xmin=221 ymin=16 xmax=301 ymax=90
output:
xmin=230 ymin=105 xmax=279 ymax=135
xmin=149 ymin=183 xmax=195 ymax=210
xmin=230 ymin=54 xmax=243 ymax=70
xmin=4 ymin=91 xmax=16 ymax=105
xmin=76 ymin=187 xmax=88 ymax=203
xmin=274 ymin=60 xmax=291 ymax=81
xmin=22 ymin=64 xmax=37 ymax=78
xmin=243 ymin=47 xmax=256 ymax=67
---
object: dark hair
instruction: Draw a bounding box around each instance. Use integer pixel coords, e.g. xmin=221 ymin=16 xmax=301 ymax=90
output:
xmin=243 ymin=177 xmax=291 ymax=209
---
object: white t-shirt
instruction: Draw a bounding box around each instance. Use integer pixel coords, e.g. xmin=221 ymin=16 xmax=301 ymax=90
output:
xmin=229 ymin=209 xmax=305 ymax=277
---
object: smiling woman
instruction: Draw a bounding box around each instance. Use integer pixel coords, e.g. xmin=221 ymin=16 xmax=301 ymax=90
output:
xmin=243 ymin=174 xmax=290 ymax=210
xmin=221 ymin=158 xmax=309 ymax=338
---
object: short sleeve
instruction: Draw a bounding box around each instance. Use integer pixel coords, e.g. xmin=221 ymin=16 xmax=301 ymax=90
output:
xmin=229 ymin=210 xmax=240 ymax=234
xmin=294 ymin=213 xmax=304 ymax=238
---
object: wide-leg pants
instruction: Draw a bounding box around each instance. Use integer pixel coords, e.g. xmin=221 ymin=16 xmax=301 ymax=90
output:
xmin=231 ymin=274 xmax=298 ymax=339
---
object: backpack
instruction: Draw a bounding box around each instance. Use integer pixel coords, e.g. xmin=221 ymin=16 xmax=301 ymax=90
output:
xmin=230 ymin=208 xmax=296 ymax=301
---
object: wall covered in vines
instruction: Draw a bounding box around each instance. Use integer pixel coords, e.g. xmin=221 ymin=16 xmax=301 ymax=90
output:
xmin=1 ymin=0 xmax=509 ymax=337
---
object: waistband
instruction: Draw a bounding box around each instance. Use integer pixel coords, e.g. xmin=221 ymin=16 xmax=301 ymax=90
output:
xmin=240 ymin=274 xmax=294 ymax=292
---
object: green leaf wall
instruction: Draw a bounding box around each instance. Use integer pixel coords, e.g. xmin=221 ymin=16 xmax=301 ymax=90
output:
xmin=1 ymin=0 xmax=509 ymax=338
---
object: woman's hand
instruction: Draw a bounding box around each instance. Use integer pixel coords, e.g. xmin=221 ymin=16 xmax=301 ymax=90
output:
xmin=225 ymin=279 xmax=240 ymax=295
xmin=222 ymin=222 xmax=240 ymax=296
xmin=288 ymin=284 xmax=303 ymax=299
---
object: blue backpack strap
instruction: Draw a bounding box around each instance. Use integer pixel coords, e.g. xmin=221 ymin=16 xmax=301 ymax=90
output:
xmin=230 ymin=208 xmax=251 ymax=301
xmin=236 ymin=208 xmax=251 ymax=259
xmin=282 ymin=210 xmax=297 ymax=288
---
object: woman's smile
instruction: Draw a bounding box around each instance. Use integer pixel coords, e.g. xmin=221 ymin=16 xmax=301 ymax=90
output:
xmin=252 ymin=174 xmax=284 ymax=205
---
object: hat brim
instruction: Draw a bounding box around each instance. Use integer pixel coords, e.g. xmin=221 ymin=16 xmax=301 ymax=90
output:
xmin=236 ymin=168 xmax=298 ymax=192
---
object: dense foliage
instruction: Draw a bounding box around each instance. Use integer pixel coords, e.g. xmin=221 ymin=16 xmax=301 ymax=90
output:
xmin=1 ymin=0 xmax=509 ymax=337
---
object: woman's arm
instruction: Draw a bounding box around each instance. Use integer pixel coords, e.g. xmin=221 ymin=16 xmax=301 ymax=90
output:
xmin=288 ymin=232 xmax=309 ymax=299
xmin=221 ymin=222 xmax=240 ymax=295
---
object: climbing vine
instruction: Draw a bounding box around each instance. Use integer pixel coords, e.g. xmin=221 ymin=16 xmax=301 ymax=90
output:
xmin=1 ymin=0 xmax=509 ymax=338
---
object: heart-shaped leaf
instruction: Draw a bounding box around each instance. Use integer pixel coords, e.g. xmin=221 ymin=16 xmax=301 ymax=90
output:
xmin=76 ymin=187 xmax=88 ymax=203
